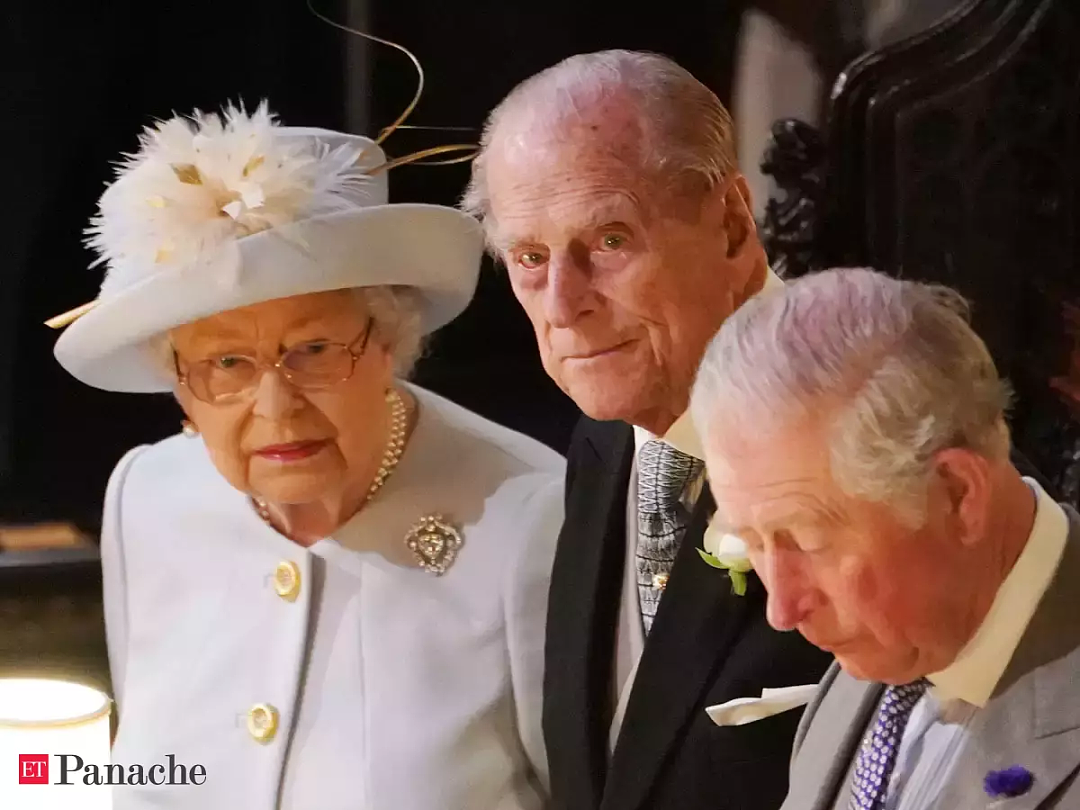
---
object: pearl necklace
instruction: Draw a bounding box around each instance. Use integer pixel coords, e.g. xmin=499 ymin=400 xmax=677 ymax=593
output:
xmin=252 ymin=387 xmax=409 ymax=530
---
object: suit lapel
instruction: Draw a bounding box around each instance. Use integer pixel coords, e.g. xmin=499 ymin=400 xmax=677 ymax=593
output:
xmin=544 ymin=419 xmax=634 ymax=810
xmin=782 ymin=671 xmax=881 ymax=810
xmin=601 ymin=486 xmax=759 ymax=810
xmin=937 ymin=679 xmax=1080 ymax=810
xmin=938 ymin=509 xmax=1080 ymax=810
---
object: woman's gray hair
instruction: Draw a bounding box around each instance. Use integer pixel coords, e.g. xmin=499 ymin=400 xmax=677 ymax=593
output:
xmin=149 ymin=285 xmax=426 ymax=382
xmin=461 ymin=49 xmax=737 ymax=245
xmin=357 ymin=285 xmax=425 ymax=375
xmin=691 ymin=268 xmax=1013 ymax=524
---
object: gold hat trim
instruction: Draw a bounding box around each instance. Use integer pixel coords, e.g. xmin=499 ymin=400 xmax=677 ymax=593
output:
xmin=46 ymin=5 xmax=477 ymax=330
xmin=45 ymin=300 xmax=99 ymax=330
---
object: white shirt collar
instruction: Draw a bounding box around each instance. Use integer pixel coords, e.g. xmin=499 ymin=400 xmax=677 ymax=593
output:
xmin=929 ymin=477 xmax=1069 ymax=706
xmin=633 ymin=268 xmax=786 ymax=459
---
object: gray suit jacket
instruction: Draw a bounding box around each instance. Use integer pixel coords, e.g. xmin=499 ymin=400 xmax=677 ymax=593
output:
xmin=781 ymin=505 xmax=1080 ymax=810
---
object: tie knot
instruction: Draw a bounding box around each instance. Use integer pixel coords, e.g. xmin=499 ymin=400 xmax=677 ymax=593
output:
xmin=882 ymin=679 xmax=930 ymax=713
xmin=638 ymin=439 xmax=702 ymax=512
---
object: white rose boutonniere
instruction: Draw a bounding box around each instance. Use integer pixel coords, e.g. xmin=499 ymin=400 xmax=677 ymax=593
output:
xmin=698 ymin=524 xmax=753 ymax=596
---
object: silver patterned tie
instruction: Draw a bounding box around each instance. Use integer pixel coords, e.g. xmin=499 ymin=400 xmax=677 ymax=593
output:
xmin=636 ymin=439 xmax=703 ymax=634
xmin=848 ymin=680 xmax=930 ymax=810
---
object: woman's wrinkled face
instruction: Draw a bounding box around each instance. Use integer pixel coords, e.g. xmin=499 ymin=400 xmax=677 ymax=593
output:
xmin=170 ymin=290 xmax=394 ymax=506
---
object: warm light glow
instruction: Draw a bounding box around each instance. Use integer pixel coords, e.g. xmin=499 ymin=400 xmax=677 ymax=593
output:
xmin=0 ymin=677 xmax=112 ymax=809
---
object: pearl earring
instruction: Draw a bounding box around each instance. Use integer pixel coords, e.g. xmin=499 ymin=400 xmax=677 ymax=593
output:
xmin=181 ymin=420 xmax=199 ymax=438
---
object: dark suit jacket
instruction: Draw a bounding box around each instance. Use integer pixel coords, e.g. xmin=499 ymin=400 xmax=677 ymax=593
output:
xmin=543 ymin=417 xmax=834 ymax=810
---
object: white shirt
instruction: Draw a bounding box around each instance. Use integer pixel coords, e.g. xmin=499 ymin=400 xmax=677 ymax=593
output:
xmin=608 ymin=269 xmax=786 ymax=752
xmin=876 ymin=478 xmax=1069 ymax=810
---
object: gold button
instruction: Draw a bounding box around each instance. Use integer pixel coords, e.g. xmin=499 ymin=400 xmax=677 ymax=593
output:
xmin=652 ymin=572 xmax=670 ymax=591
xmin=247 ymin=703 xmax=279 ymax=743
xmin=273 ymin=561 xmax=301 ymax=601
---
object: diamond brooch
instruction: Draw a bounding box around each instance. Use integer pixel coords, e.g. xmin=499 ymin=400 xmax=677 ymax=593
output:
xmin=405 ymin=514 xmax=464 ymax=576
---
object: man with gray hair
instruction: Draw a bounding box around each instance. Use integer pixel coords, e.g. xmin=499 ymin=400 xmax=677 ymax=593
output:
xmin=691 ymin=267 xmax=1080 ymax=809
xmin=463 ymin=50 xmax=831 ymax=810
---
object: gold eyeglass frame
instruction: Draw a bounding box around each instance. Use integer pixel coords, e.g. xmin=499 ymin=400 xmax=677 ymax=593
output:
xmin=174 ymin=316 xmax=374 ymax=405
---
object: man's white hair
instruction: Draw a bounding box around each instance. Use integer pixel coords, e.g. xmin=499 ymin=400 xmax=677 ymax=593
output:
xmin=691 ymin=268 xmax=1013 ymax=522
xmin=461 ymin=49 xmax=737 ymax=244
xmin=150 ymin=285 xmax=425 ymax=381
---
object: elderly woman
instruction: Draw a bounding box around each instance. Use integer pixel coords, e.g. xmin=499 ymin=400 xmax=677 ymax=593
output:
xmin=50 ymin=105 xmax=564 ymax=810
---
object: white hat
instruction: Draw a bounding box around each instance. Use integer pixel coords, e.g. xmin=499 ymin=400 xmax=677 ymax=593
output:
xmin=52 ymin=103 xmax=483 ymax=393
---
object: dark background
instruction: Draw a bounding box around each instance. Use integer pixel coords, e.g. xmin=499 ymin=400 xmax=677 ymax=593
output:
xmin=1 ymin=0 xmax=751 ymax=534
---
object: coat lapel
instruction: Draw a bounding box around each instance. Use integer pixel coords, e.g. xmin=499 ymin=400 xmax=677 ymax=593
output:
xmin=600 ymin=486 xmax=759 ymax=810
xmin=938 ymin=509 xmax=1080 ymax=810
xmin=543 ymin=419 xmax=634 ymax=810
xmin=781 ymin=669 xmax=882 ymax=810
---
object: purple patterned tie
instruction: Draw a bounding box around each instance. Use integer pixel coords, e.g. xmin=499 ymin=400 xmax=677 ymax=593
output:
xmin=848 ymin=680 xmax=930 ymax=810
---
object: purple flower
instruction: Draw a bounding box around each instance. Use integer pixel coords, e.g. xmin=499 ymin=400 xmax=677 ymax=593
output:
xmin=984 ymin=766 xmax=1034 ymax=798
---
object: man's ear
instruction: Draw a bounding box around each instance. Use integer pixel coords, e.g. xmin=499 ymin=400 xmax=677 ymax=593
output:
xmin=707 ymin=174 xmax=766 ymax=306
xmin=933 ymin=447 xmax=994 ymax=546
xmin=733 ymin=175 xmax=755 ymax=217
xmin=723 ymin=175 xmax=758 ymax=261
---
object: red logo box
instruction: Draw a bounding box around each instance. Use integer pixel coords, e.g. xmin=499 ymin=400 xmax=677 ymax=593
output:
xmin=19 ymin=754 xmax=49 ymax=784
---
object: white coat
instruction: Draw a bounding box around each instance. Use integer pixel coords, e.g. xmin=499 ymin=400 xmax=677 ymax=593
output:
xmin=100 ymin=383 xmax=565 ymax=809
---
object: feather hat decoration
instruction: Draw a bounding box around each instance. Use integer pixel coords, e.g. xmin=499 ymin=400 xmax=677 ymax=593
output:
xmin=47 ymin=21 xmax=479 ymax=332
xmin=51 ymin=106 xmax=483 ymax=393
xmin=50 ymin=24 xmax=485 ymax=394
xmin=86 ymin=101 xmax=374 ymax=299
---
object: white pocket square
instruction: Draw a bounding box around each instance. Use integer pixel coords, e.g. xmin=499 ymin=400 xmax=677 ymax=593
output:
xmin=706 ymin=684 xmax=818 ymax=727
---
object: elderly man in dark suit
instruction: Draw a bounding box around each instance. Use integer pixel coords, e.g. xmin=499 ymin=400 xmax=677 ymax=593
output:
xmin=461 ymin=50 xmax=833 ymax=810
xmin=692 ymin=267 xmax=1080 ymax=810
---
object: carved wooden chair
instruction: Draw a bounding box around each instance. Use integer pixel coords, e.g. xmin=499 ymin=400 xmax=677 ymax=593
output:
xmin=760 ymin=0 xmax=1080 ymax=504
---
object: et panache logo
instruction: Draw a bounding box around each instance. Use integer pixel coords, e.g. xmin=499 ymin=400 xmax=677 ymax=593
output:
xmin=18 ymin=753 xmax=206 ymax=786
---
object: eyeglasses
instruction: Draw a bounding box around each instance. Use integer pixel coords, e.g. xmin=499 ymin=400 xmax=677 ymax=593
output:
xmin=175 ymin=318 xmax=374 ymax=404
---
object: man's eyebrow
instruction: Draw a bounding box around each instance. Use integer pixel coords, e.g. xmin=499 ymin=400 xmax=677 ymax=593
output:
xmin=712 ymin=500 xmax=844 ymax=536
xmin=494 ymin=234 xmax=541 ymax=252
xmin=490 ymin=188 xmax=645 ymax=255
xmin=578 ymin=198 xmax=639 ymax=229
